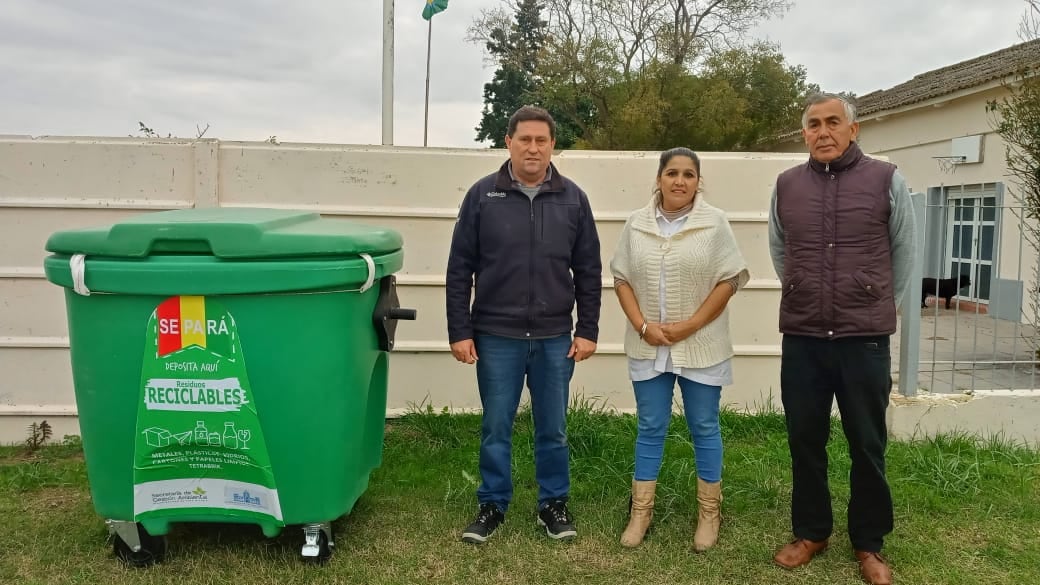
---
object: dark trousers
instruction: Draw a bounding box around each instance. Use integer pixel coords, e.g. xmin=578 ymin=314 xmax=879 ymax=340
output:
xmin=780 ymin=334 xmax=894 ymax=552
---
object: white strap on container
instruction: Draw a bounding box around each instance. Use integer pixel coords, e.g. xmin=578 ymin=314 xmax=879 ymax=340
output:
xmin=359 ymin=253 xmax=376 ymax=293
xmin=70 ymin=254 xmax=91 ymax=296
xmin=69 ymin=252 xmax=376 ymax=296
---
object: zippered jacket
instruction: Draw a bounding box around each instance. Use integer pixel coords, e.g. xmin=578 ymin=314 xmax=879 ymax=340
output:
xmin=446 ymin=161 xmax=602 ymax=343
xmin=772 ymin=143 xmax=900 ymax=338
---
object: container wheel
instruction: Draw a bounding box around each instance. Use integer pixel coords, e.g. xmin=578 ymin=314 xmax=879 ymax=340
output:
xmin=113 ymin=523 xmax=167 ymax=567
xmin=301 ymin=523 xmax=333 ymax=564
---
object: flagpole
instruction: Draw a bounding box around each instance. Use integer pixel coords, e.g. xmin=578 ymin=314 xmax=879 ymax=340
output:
xmin=423 ymin=17 xmax=432 ymax=147
xmin=381 ymin=0 xmax=394 ymax=146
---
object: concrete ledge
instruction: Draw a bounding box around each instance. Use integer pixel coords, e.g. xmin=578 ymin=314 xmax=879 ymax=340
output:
xmin=889 ymin=389 xmax=1040 ymax=446
xmin=0 ymin=414 xmax=82 ymax=446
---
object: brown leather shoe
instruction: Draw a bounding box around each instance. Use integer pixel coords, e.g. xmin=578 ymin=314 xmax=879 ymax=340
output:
xmin=855 ymin=551 xmax=892 ymax=585
xmin=773 ymin=538 xmax=829 ymax=569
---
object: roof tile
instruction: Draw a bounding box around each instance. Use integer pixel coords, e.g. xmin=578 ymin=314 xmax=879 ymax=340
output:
xmin=855 ymin=39 xmax=1040 ymax=116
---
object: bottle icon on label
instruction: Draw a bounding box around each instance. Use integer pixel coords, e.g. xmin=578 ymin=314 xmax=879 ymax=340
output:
xmin=194 ymin=421 xmax=208 ymax=445
xmin=223 ymin=422 xmax=239 ymax=449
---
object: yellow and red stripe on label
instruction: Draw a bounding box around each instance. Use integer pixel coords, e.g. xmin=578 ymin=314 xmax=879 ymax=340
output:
xmin=157 ymin=296 xmax=209 ymax=356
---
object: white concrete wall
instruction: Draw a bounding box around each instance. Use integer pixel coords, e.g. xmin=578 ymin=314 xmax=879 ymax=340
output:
xmin=0 ymin=136 xmax=801 ymax=443
xmin=889 ymin=390 xmax=1040 ymax=448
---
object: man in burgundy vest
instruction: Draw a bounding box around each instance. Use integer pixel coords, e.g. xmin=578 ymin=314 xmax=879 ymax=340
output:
xmin=768 ymin=93 xmax=916 ymax=585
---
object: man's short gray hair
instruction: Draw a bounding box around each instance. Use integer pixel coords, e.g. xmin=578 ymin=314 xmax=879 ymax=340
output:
xmin=801 ymin=93 xmax=857 ymax=129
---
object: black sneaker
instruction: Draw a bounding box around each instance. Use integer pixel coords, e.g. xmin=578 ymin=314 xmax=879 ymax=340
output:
xmin=461 ymin=503 xmax=504 ymax=544
xmin=537 ymin=499 xmax=577 ymax=540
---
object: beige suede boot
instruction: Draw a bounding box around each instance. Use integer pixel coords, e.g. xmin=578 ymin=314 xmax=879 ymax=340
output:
xmin=693 ymin=478 xmax=722 ymax=552
xmin=620 ymin=479 xmax=657 ymax=547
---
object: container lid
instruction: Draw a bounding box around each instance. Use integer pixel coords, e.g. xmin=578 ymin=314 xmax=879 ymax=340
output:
xmin=45 ymin=208 xmax=403 ymax=259
xmin=44 ymin=251 xmax=404 ymax=295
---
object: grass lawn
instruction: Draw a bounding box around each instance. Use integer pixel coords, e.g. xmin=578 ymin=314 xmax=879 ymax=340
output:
xmin=1 ymin=403 xmax=1038 ymax=584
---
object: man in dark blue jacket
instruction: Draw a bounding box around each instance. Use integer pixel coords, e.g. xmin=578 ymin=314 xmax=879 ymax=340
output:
xmin=446 ymin=105 xmax=602 ymax=544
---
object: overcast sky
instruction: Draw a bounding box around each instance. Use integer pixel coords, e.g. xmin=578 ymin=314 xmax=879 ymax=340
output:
xmin=0 ymin=0 xmax=1027 ymax=148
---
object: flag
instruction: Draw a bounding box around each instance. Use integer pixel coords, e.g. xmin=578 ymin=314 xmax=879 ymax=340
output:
xmin=422 ymin=0 xmax=448 ymax=21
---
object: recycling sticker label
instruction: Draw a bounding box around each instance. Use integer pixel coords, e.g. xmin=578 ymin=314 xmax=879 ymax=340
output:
xmin=132 ymin=296 xmax=283 ymax=525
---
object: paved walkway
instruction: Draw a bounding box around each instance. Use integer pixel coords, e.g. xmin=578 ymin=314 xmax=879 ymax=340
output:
xmin=893 ymin=302 xmax=1040 ymax=393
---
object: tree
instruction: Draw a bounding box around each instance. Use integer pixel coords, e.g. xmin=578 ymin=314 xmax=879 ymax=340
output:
xmin=1020 ymin=0 xmax=1040 ymax=39
xmin=470 ymin=0 xmax=786 ymax=148
xmin=471 ymin=1 xmax=586 ymax=148
xmin=989 ymin=72 xmax=1040 ymax=221
xmin=556 ymin=43 xmax=816 ymax=151
xmin=696 ymin=42 xmax=819 ymax=149
xmin=536 ymin=0 xmax=791 ymax=147
xmin=539 ymin=0 xmax=790 ymax=74
xmin=472 ymin=1 xmax=543 ymax=147
xmin=988 ymin=0 xmax=1040 ymax=353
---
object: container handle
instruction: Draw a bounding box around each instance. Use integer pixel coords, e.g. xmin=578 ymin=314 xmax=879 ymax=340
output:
xmin=70 ymin=254 xmax=91 ymax=296
xmin=372 ymin=275 xmax=417 ymax=351
xmin=359 ymin=253 xmax=376 ymax=293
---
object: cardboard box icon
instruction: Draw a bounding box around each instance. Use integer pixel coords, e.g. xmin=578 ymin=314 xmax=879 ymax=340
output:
xmin=143 ymin=427 xmax=172 ymax=448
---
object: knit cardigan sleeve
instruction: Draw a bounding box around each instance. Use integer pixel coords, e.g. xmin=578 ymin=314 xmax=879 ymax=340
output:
xmin=609 ymin=215 xmax=636 ymax=284
xmin=712 ymin=214 xmax=751 ymax=291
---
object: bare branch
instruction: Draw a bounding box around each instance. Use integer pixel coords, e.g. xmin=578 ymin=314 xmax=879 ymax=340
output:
xmin=465 ymin=4 xmax=515 ymax=65
xmin=541 ymin=0 xmax=789 ymax=75
xmin=487 ymin=0 xmax=796 ymax=147
xmin=1021 ymin=0 xmax=1040 ymax=41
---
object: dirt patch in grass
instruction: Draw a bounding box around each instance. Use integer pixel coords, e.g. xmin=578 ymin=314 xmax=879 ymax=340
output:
xmin=19 ymin=486 xmax=90 ymax=514
xmin=2 ymin=551 xmax=37 ymax=584
xmin=0 ymin=452 xmax=39 ymax=465
xmin=0 ymin=450 xmax=85 ymax=466
xmin=560 ymin=538 xmax=628 ymax=571
xmin=384 ymin=420 xmax=449 ymax=441
xmin=417 ymin=551 xmax=452 ymax=580
xmin=383 ymin=423 xmax=423 ymax=440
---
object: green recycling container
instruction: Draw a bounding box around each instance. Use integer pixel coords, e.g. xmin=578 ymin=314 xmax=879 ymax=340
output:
xmin=44 ymin=208 xmax=414 ymax=565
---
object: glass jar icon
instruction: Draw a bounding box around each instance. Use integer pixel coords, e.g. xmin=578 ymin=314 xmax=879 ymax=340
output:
xmin=193 ymin=421 xmax=208 ymax=444
xmin=223 ymin=422 xmax=240 ymax=449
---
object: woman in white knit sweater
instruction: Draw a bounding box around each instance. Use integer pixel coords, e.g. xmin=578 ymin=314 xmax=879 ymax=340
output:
xmin=610 ymin=147 xmax=749 ymax=551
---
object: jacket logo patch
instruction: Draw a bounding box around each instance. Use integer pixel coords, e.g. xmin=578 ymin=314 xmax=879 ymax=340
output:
xmin=486 ymin=191 xmax=507 ymax=198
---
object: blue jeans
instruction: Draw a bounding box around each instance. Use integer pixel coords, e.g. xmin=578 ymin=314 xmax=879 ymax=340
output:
xmin=632 ymin=374 xmax=723 ymax=483
xmin=474 ymin=333 xmax=575 ymax=512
